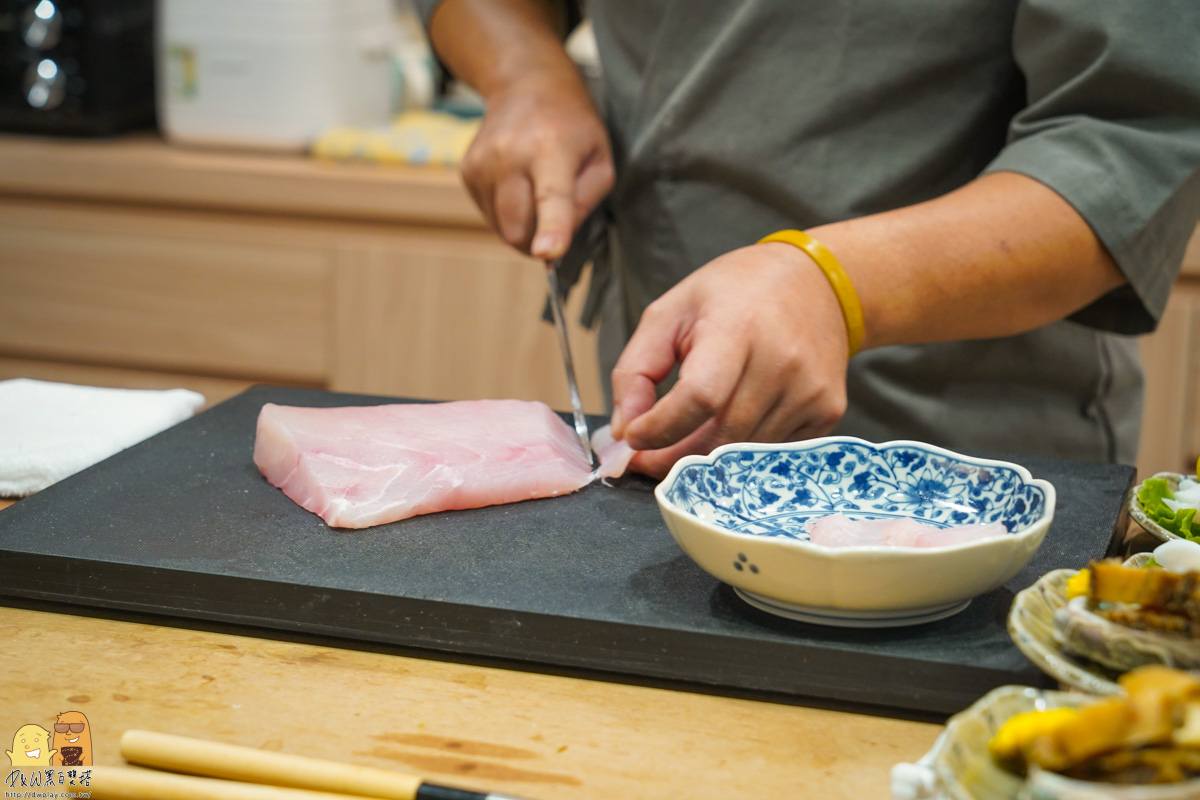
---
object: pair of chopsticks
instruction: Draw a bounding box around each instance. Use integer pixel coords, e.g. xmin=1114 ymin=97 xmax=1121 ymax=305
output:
xmin=82 ymin=730 xmax=532 ymax=800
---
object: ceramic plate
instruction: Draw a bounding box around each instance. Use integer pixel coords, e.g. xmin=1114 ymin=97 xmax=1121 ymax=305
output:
xmin=1006 ymin=554 xmax=1157 ymax=696
xmin=891 ymin=685 xmax=1084 ymax=800
xmin=1128 ymin=472 xmax=1189 ymax=543
xmin=733 ymin=587 xmax=970 ymax=628
xmin=892 ymin=682 xmax=1200 ymax=800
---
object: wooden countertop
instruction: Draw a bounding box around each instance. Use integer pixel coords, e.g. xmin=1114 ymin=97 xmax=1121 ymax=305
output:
xmin=0 ymin=133 xmax=485 ymax=228
xmin=0 ymin=476 xmax=939 ymax=800
xmin=0 ymin=601 xmax=940 ymax=799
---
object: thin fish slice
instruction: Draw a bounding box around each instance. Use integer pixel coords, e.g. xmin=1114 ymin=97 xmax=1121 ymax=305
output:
xmin=254 ymin=400 xmax=632 ymax=529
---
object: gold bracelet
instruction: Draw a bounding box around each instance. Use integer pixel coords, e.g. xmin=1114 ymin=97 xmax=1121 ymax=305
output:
xmin=757 ymin=229 xmax=864 ymax=356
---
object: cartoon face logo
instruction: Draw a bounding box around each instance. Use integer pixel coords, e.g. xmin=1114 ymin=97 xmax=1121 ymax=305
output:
xmin=52 ymin=711 xmax=92 ymax=767
xmin=6 ymin=724 xmax=57 ymax=766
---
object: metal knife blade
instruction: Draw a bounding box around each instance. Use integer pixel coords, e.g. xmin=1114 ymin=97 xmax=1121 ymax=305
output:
xmin=545 ymin=259 xmax=594 ymax=467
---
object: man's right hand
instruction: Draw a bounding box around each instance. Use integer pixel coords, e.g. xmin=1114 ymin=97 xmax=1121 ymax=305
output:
xmin=429 ymin=0 xmax=613 ymax=261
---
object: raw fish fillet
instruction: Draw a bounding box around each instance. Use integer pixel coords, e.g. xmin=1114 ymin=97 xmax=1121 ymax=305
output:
xmin=254 ymin=400 xmax=633 ymax=529
xmin=806 ymin=513 xmax=1008 ymax=549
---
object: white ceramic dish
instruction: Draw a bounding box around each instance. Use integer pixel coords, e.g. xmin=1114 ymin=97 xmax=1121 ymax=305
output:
xmin=1006 ymin=564 xmax=1131 ymax=697
xmin=655 ymin=437 xmax=1056 ymax=627
xmin=1009 ymin=552 xmax=1200 ymax=692
xmin=892 ymin=685 xmax=1075 ymax=800
xmin=892 ymin=683 xmax=1200 ymax=800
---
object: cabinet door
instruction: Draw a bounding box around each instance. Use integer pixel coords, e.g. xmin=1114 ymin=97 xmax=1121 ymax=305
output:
xmin=1138 ymin=223 xmax=1200 ymax=482
xmin=0 ymin=201 xmax=605 ymax=414
xmin=331 ymin=234 xmax=606 ymax=415
xmin=0 ymin=202 xmax=330 ymax=382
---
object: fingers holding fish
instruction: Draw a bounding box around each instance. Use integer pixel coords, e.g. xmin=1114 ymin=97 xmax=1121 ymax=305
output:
xmin=624 ymin=358 xmax=846 ymax=480
xmin=615 ymin=300 xmax=749 ymax=452
xmin=612 ymin=243 xmax=851 ymax=477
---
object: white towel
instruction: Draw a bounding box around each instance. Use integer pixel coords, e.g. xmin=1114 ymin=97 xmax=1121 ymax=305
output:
xmin=0 ymin=378 xmax=205 ymax=497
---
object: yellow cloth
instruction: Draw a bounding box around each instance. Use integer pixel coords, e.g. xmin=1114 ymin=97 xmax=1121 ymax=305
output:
xmin=312 ymin=110 xmax=481 ymax=167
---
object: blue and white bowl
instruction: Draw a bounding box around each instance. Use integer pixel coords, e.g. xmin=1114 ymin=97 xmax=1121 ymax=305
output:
xmin=655 ymin=437 xmax=1056 ymax=627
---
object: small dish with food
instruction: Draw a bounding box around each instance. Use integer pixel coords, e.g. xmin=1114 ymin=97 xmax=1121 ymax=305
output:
xmin=654 ymin=437 xmax=1056 ymax=627
xmin=1009 ymin=538 xmax=1200 ymax=694
xmin=892 ymin=665 xmax=1200 ymax=800
xmin=1129 ymin=469 xmax=1200 ymax=544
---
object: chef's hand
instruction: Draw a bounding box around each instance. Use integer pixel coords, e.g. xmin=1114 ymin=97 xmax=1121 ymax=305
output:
xmin=610 ymin=243 xmax=851 ymax=479
xmin=461 ymin=70 xmax=613 ymax=260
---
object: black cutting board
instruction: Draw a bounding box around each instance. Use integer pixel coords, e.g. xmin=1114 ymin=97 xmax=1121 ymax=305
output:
xmin=0 ymin=386 xmax=1135 ymax=717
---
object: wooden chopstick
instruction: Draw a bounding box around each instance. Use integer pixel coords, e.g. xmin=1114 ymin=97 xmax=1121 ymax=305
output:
xmin=117 ymin=730 xmax=531 ymax=800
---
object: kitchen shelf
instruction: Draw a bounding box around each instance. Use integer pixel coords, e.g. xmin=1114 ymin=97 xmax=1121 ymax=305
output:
xmin=0 ymin=133 xmax=482 ymax=227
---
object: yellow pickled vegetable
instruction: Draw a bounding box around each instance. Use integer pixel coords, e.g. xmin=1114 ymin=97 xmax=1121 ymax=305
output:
xmin=1065 ymin=568 xmax=1091 ymax=600
xmin=989 ymin=708 xmax=1081 ymax=767
xmin=1175 ymin=702 xmax=1200 ymax=747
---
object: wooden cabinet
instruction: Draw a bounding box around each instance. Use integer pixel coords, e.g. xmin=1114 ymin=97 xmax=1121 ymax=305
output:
xmin=0 ymin=134 xmax=1196 ymax=480
xmin=1138 ymin=230 xmax=1200 ymax=477
xmin=0 ymin=203 xmax=329 ymax=381
xmin=0 ymin=135 xmax=604 ymax=415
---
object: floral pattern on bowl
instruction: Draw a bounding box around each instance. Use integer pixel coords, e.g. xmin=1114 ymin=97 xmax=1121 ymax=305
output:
xmin=663 ymin=438 xmax=1048 ymax=540
xmin=655 ymin=437 xmax=1056 ymax=626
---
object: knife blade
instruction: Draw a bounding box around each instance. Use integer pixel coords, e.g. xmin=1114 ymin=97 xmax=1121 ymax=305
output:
xmin=545 ymin=259 xmax=594 ymax=467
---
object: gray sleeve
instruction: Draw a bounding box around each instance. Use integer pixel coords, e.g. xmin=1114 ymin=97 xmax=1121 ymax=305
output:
xmin=983 ymin=0 xmax=1200 ymax=335
xmin=410 ymin=0 xmax=445 ymax=28
xmin=410 ymin=0 xmax=582 ymax=36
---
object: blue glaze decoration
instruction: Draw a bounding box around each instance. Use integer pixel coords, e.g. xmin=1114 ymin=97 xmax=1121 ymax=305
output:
xmin=663 ymin=439 xmax=1046 ymax=541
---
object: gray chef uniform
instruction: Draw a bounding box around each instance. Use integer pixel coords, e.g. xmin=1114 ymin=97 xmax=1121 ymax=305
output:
xmin=418 ymin=0 xmax=1200 ymax=465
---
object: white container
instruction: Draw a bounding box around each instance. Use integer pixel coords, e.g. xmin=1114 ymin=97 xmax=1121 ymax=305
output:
xmin=157 ymin=0 xmax=396 ymax=150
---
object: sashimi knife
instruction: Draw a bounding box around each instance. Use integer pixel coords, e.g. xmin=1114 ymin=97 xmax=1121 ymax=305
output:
xmin=545 ymin=259 xmax=595 ymax=467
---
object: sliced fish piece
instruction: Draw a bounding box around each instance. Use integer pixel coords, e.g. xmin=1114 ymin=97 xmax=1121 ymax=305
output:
xmin=806 ymin=513 xmax=1008 ymax=549
xmin=254 ymin=400 xmax=632 ymax=529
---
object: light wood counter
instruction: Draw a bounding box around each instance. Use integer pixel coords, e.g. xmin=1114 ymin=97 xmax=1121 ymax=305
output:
xmin=0 ymin=603 xmax=940 ymax=799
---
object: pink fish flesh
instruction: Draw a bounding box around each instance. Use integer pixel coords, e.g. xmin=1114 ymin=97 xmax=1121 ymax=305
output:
xmin=806 ymin=513 xmax=1009 ymax=549
xmin=254 ymin=400 xmax=634 ymax=529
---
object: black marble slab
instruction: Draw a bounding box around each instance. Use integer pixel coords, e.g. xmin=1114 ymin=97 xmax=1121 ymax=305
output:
xmin=0 ymin=386 xmax=1136 ymax=717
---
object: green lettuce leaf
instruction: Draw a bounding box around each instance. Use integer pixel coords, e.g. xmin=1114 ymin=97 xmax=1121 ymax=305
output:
xmin=1138 ymin=477 xmax=1198 ymax=540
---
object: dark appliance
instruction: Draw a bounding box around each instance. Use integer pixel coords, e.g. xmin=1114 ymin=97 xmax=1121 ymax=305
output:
xmin=0 ymin=0 xmax=155 ymax=135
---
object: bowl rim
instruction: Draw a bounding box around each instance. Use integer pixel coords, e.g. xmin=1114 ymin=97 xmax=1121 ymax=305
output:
xmin=1006 ymin=566 xmax=1125 ymax=697
xmin=654 ymin=435 xmax=1057 ymax=555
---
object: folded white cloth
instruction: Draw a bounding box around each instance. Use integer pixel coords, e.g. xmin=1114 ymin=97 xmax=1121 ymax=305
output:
xmin=0 ymin=378 xmax=205 ymax=497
